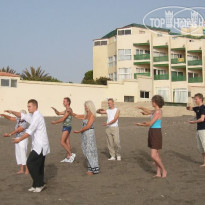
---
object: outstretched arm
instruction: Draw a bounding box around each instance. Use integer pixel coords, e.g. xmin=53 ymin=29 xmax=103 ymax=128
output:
xmin=4 ymin=110 xmax=21 ymax=118
xmin=0 ymin=114 xmax=16 ymax=122
xmin=136 ymin=106 xmax=154 ymax=115
xmin=103 ymin=109 xmax=120 ymax=126
xmin=51 ymin=107 xmax=65 ymax=115
xmin=73 ymin=114 xmax=95 ymax=133
xmin=189 ymin=114 xmax=205 ymax=124
xmin=51 ymin=109 xmax=70 ymax=124
xmin=96 ymin=108 xmax=107 ymax=114
xmin=136 ymin=111 xmax=160 ymax=127
xmin=3 ymin=126 xmax=25 ymax=137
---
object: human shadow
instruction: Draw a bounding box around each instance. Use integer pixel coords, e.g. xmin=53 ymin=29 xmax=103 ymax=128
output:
xmin=100 ymin=148 xmax=110 ymax=158
xmin=165 ymin=150 xmax=200 ymax=164
xmin=45 ymin=163 xmax=58 ymax=181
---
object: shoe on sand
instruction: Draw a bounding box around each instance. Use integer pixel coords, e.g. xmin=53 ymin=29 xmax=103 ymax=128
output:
xmin=28 ymin=187 xmax=36 ymax=192
xmin=108 ymin=157 xmax=116 ymax=161
xmin=33 ymin=185 xmax=46 ymax=193
xmin=117 ymin=156 xmax=121 ymax=161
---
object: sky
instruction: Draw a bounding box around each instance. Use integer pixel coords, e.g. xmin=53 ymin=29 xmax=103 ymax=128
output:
xmin=0 ymin=0 xmax=204 ymax=83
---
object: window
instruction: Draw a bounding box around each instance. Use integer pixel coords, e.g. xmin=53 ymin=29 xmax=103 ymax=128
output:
xmin=11 ymin=79 xmax=17 ymax=87
xmin=156 ymin=88 xmax=169 ymax=102
xmin=118 ymin=49 xmax=131 ymax=61
xmin=113 ymin=72 xmax=117 ymax=81
xmin=153 ymin=51 xmax=166 ymax=57
xmin=140 ymin=91 xmax=149 ymax=98
xmin=188 ymin=72 xmax=198 ymax=78
xmin=173 ymin=88 xmax=188 ymax=103
xmin=187 ymin=55 xmax=199 ymax=61
xmin=118 ymin=68 xmax=132 ymax=80
xmin=124 ymin=96 xmax=134 ymax=102
xmin=171 ymin=53 xmax=183 ymax=59
xmin=118 ymin=29 xmax=131 ymax=35
xmin=1 ymin=79 xmax=9 ymax=87
xmin=94 ymin=40 xmax=107 ymax=46
xmin=0 ymin=79 xmax=17 ymax=87
xmin=136 ymin=68 xmax=150 ymax=73
xmin=157 ymin=33 xmax=163 ymax=37
xmin=108 ymin=55 xmax=116 ymax=68
xmin=154 ymin=69 xmax=166 ymax=75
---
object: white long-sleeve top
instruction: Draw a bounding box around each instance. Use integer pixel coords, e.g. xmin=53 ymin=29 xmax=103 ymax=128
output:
xmin=21 ymin=110 xmax=50 ymax=156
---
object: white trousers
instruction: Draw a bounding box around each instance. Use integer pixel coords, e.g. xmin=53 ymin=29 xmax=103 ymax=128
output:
xmin=15 ymin=138 xmax=28 ymax=165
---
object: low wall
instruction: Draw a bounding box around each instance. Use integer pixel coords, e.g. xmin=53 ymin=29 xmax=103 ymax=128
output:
xmin=101 ymin=101 xmax=194 ymax=117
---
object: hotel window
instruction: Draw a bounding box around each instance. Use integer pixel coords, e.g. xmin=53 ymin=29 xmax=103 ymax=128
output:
xmin=187 ymin=55 xmax=199 ymax=61
xmin=140 ymin=91 xmax=149 ymax=98
xmin=156 ymin=88 xmax=169 ymax=102
xmin=118 ymin=68 xmax=132 ymax=80
xmin=173 ymin=88 xmax=188 ymax=103
xmin=124 ymin=96 xmax=134 ymax=102
xmin=153 ymin=51 xmax=166 ymax=57
xmin=1 ymin=79 xmax=17 ymax=87
xmin=118 ymin=49 xmax=131 ymax=61
xmin=108 ymin=55 xmax=116 ymax=68
xmin=171 ymin=53 xmax=183 ymax=59
xmin=188 ymin=72 xmax=198 ymax=78
xmin=118 ymin=29 xmax=131 ymax=35
xmin=136 ymin=68 xmax=149 ymax=73
xmin=94 ymin=40 xmax=107 ymax=46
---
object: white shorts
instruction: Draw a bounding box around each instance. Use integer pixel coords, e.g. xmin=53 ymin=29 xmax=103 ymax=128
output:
xmin=15 ymin=138 xmax=28 ymax=165
xmin=196 ymin=130 xmax=205 ymax=153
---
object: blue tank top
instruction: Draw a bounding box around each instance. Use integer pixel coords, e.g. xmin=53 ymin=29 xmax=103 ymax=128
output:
xmin=150 ymin=113 xmax=162 ymax=128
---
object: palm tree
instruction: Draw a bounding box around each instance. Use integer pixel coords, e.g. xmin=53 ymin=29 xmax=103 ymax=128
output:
xmin=21 ymin=66 xmax=61 ymax=82
xmin=0 ymin=66 xmax=17 ymax=74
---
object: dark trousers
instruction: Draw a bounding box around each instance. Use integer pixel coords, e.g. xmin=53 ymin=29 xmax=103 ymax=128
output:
xmin=27 ymin=150 xmax=45 ymax=188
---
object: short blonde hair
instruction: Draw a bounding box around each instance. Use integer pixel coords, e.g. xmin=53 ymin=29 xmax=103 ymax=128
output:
xmin=84 ymin=101 xmax=96 ymax=117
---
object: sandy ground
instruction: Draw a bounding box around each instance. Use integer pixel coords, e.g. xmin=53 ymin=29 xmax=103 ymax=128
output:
xmin=0 ymin=116 xmax=205 ymax=205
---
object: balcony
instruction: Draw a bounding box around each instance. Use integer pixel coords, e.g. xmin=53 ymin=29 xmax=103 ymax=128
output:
xmin=188 ymin=77 xmax=203 ymax=83
xmin=134 ymin=54 xmax=150 ymax=60
xmin=153 ymin=56 xmax=168 ymax=62
xmin=134 ymin=72 xmax=150 ymax=79
xmin=171 ymin=75 xmax=186 ymax=82
xmin=171 ymin=58 xmax=186 ymax=64
xmin=188 ymin=60 xmax=202 ymax=66
xmin=154 ymin=74 xmax=169 ymax=80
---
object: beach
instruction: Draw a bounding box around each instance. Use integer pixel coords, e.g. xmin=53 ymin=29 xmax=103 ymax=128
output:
xmin=0 ymin=116 xmax=205 ymax=205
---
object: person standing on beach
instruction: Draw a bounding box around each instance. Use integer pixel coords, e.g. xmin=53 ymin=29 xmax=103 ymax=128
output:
xmin=136 ymin=95 xmax=167 ymax=178
xmin=1 ymin=110 xmax=29 ymax=175
xmin=6 ymin=99 xmax=50 ymax=193
xmin=187 ymin=93 xmax=205 ymax=167
xmin=72 ymin=101 xmax=99 ymax=175
xmin=51 ymin=97 xmax=76 ymax=163
xmin=97 ymin=98 xmax=121 ymax=161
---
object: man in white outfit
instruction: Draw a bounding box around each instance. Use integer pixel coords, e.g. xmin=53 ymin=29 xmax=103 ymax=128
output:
xmin=6 ymin=99 xmax=50 ymax=193
xmin=97 ymin=98 xmax=121 ymax=161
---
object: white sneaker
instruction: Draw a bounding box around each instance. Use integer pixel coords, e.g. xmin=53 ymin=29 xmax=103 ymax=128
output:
xmin=117 ymin=156 xmax=121 ymax=161
xmin=60 ymin=158 xmax=67 ymax=162
xmin=108 ymin=157 xmax=116 ymax=161
xmin=33 ymin=185 xmax=46 ymax=193
xmin=28 ymin=187 xmax=36 ymax=192
xmin=72 ymin=153 xmax=76 ymax=159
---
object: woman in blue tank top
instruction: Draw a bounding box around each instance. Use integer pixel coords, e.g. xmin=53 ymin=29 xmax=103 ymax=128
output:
xmin=136 ymin=95 xmax=167 ymax=178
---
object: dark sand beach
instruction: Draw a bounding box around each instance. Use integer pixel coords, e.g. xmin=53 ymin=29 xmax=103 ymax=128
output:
xmin=0 ymin=116 xmax=205 ymax=205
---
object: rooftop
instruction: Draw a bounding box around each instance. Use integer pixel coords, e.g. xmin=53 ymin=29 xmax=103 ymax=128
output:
xmin=0 ymin=72 xmax=20 ymax=77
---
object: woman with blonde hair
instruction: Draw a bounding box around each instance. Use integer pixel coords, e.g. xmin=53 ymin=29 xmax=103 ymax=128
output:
xmin=72 ymin=101 xmax=99 ymax=175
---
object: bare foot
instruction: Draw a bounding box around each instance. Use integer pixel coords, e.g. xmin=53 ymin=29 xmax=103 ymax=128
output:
xmin=25 ymin=171 xmax=29 ymax=175
xmin=162 ymin=171 xmax=167 ymax=178
xmin=86 ymin=172 xmax=94 ymax=176
xmin=16 ymin=171 xmax=24 ymax=175
xmin=153 ymin=174 xmax=161 ymax=178
xmin=200 ymin=164 xmax=205 ymax=167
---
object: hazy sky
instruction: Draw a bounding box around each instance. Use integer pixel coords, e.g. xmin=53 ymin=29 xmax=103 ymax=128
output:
xmin=0 ymin=0 xmax=204 ymax=83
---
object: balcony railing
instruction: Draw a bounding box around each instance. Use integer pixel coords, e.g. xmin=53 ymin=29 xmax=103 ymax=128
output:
xmin=154 ymin=74 xmax=169 ymax=80
xmin=134 ymin=54 xmax=150 ymax=60
xmin=171 ymin=58 xmax=186 ymax=64
xmin=188 ymin=77 xmax=203 ymax=83
xmin=188 ymin=60 xmax=202 ymax=66
xmin=171 ymin=75 xmax=186 ymax=82
xmin=153 ymin=56 xmax=168 ymax=62
xmin=134 ymin=72 xmax=150 ymax=79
